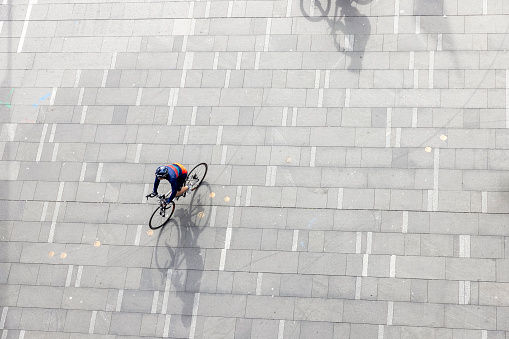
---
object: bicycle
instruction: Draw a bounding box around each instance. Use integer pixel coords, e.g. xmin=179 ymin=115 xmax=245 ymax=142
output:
xmin=145 ymin=163 xmax=208 ymax=230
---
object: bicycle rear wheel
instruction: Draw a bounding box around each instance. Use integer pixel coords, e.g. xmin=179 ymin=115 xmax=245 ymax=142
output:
xmin=186 ymin=163 xmax=208 ymax=191
xmin=149 ymin=202 xmax=175 ymax=230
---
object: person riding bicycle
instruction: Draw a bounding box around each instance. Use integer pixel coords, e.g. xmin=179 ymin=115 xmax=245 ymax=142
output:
xmin=149 ymin=163 xmax=189 ymax=205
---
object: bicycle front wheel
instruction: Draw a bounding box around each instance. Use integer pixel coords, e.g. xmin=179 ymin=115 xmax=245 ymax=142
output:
xmin=149 ymin=202 xmax=175 ymax=230
xmin=187 ymin=163 xmax=208 ymax=191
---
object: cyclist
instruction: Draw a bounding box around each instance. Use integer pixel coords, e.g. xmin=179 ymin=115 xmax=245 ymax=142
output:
xmin=149 ymin=163 xmax=189 ymax=205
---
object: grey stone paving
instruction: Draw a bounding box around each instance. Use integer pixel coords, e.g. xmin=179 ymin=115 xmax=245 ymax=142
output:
xmin=1 ymin=0 xmax=509 ymax=338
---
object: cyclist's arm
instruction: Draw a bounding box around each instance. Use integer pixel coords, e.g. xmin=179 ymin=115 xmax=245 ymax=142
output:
xmin=166 ymin=180 xmax=178 ymax=203
xmin=153 ymin=177 xmax=160 ymax=194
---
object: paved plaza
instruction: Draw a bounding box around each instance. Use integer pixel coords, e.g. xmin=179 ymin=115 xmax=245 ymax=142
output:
xmin=1 ymin=0 xmax=509 ymax=338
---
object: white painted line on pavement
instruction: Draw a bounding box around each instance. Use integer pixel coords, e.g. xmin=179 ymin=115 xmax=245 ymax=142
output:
xmin=227 ymin=1 xmax=233 ymax=17
xmin=41 ymin=201 xmax=48 ymax=222
xmin=151 ymin=291 xmax=159 ymax=313
xmin=213 ymin=52 xmax=219 ymax=70
xmin=292 ymin=230 xmax=299 ymax=251
xmin=337 ymin=188 xmax=343 ymax=209
xmin=75 ymin=265 xmax=83 ymax=287
xmin=19 ymin=330 xmax=25 ymax=339
xmin=47 ymin=182 xmax=64 ymax=243
xmin=236 ymin=52 xmax=242 ymax=70
xmin=415 ymin=16 xmax=420 ymax=34
xmin=135 ymin=144 xmax=142 ymax=163
xmin=256 ymin=272 xmax=263 ymax=295
xmin=344 ymin=35 xmax=354 ymax=51
xmin=427 ymin=190 xmax=433 ymax=211
xmin=483 ymin=0 xmax=487 ymax=14
xmin=183 ymin=126 xmax=190 ymax=144
xmin=221 ymin=145 xmax=227 ymax=164
xmin=355 ymin=276 xmax=361 ymax=299
xmin=101 ymin=70 xmax=108 ymax=87
xmin=163 ymin=315 xmax=171 ymax=338
xmin=161 ymin=269 xmax=172 ymax=314
xmin=74 ymin=70 xmax=81 ymax=87
xmin=414 ymin=70 xmax=419 ymax=89
xmin=189 ymin=293 xmax=200 ymax=339
xmin=409 ymin=51 xmax=415 ymax=70
xmin=36 ymin=123 xmax=48 ymax=162
xmin=325 ymin=70 xmax=330 ymax=88
xmin=278 ymin=320 xmax=285 ymax=339
xmin=209 ymin=205 xmax=217 ymax=227
xmin=345 ymin=88 xmax=350 ymax=107
xmin=115 ymin=289 xmax=124 ymax=312
xmin=1 ymin=307 xmax=8 ymax=329
xmin=205 ymin=1 xmax=211 ymax=17
xmin=394 ymin=0 xmax=399 ymax=33
xmin=310 ymin=147 xmax=316 ymax=167
xmin=79 ymin=163 xmax=87 ymax=182
xmin=0 ymin=330 xmax=6 ymax=339
xmin=215 ymin=125 xmax=223 ymax=144
xmin=412 ymin=108 xmax=418 ymax=127
xmin=385 ymin=108 xmax=392 ymax=147
xmin=65 ymin=265 xmax=73 ymax=287
xmin=366 ymin=231 xmax=372 ymax=254
xmin=135 ymin=225 xmax=143 ymax=245
xmin=0 ymin=22 xmax=3 ymax=36
xmin=362 ymin=254 xmax=369 ymax=276
xmin=433 ymin=148 xmax=439 ymax=211
xmin=482 ymin=330 xmax=487 ymax=339
xmin=235 ymin=185 xmax=242 ymax=206
xmin=17 ymin=0 xmax=37 ymax=53
xmin=136 ymin=88 xmax=143 ymax=106
xmin=282 ymin=107 xmax=288 ymax=126
xmin=395 ymin=128 xmax=401 ymax=147
xmin=224 ymin=69 xmax=231 ymax=88
xmin=390 ymin=255 xmax=396 ymax=278
xmin=286 ymin=0 xmax=292 ymax=17
xmin=482 ymin=191 xmax=487 ymax=213
xmin=89 ymin=311 xmax=97 ymax=334
xmin=80 ymin=106 xmax=88 ymax=124
xmin=220 ymin=207 xmax=235 ymax=270
xmin=96 ymin=163 xmax=103 ymax=182
xmin=318 ymin=88 xmax=323 ymax=107
xmin=188 ymin=2 xmax=195 ymax=18
xmin=245 ymin=186 xmax=252 ymax=207
xmin=459 ymin=235 xmax=470 ymax=258
xmin=110 ymin=51 xmax=117 ymax=69
xmin=6 ymin=123 xmax=16 ymax=141
xmin=378 ymin=325 xmax=384 ymax=339
xmin=264 ymin=18 xmax=272 ymax=52
xmin=291 ymin=107 xmax=297 ymax=126
xmin=402 ymin=211 xmax=408 ymax=233
xmin=506 ymin=71 xmax=509 ymax=128
xmin=77 ymin=87 xmax=84 ymax=105
xmin=356 ymin=232 xmax=362 ymax=254
xmin=315 ymin=70 xmax=320 ymax=89
xmin=429 ymin=51 xmax=434 ymax=89
xmin=437 ymin=34 xmax=443 ymax=51
xmin=255 ymin=52 xmax=260 ymax=70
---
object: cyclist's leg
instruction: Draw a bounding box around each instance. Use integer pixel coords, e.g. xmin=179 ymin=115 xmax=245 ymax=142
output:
xmin=175 ymin=174 xmax=188 ymax=197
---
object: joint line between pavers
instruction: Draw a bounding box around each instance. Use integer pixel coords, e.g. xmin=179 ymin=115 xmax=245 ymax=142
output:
xmin=256 ymin=272 xmax=263 ymax=295
xmin=278 ymin=320 xmax=285 ymax=339
xmin=80 ymin=106 xmax=88 ymax=124
xmin=17 ymin=0 xmax=37 ymax=53
xmin=189 ymin=293 xmax=200 ymax=339
xmin=163 ymin=314 xmax=171 ymax=338
xmin=89 ymin=310 xmax=97 ymax=334
xmin=101 ymin=70 xmax=108 ymax=88
xmin=151 ymin=291 xmax=159 ymax=314
xmin=161 ymin=269 xmax=172 ymax=314
xmin=36 ymin=123 xmax=48 ymax=162
xmin=65 ymin=265 xmax=73 ymax=287
xmin=115 ymin=289 xmax=124 ymax=312
xmin=74 ymin=70 xmax=82 ymax=87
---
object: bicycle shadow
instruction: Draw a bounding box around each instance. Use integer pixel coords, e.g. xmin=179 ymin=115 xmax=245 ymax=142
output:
xmin=154 ymin=182 xmax=212 ymax=333
xmin=300 ymin=0 xmax=372 ymax=71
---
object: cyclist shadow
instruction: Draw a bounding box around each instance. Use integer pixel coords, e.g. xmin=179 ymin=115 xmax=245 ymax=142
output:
xmin=154 ymin=182 xmax=212 ymax=332
xmin=301 ymin=0 xmax=372 ymax=71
